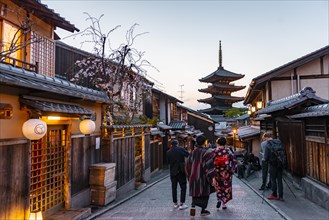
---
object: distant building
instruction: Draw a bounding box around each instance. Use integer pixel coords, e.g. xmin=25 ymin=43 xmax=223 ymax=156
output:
xmin=198 ymin=41 xmax=246 ymax=115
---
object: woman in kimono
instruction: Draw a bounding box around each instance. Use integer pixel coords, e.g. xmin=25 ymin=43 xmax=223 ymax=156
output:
xmin=212 ymin=137 xmax=237 ymax=209
xmin=185 ymin=135 xmax=216 ymax=217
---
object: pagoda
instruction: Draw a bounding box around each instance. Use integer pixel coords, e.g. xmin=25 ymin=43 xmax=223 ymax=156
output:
xmin=198 ymin=41 xmax=245 ymax=115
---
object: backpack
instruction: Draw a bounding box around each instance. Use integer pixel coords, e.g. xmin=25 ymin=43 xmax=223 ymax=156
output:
xmin=269 ymin=142 xmax=287 ymax=169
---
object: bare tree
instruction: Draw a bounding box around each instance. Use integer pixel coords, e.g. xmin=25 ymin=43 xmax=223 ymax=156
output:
xmin=69 ymin=13 xmax=157 ymax=123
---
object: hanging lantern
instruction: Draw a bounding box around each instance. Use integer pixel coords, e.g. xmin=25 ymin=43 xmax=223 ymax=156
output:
xmin=79 ymin=119 xmax=96 ymax=135
xmin=22 ymin=119 xmax=47 ymax=140
xmin=256 ymin=101 xmax=263 ymax=109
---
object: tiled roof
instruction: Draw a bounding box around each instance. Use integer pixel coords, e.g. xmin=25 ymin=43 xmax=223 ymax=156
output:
xmin=0 ymin=64 xmax=112 ymax=104
xmin=237 ymin=126 xmax=260 ymax=140
xmin=20 ymin=96 xmax=94 ymax=116
xmin=290 ymin=103 xmax=329 ymax=118
xmin=235 ymin=114 xmax=249 ymax=120
xmin=169 ymin=120 xmax=186 ymax=130
xmin=157 ymin=123 xmax=172 ymax=130
xmin=256 ymin=87 xmax=327 ymax=115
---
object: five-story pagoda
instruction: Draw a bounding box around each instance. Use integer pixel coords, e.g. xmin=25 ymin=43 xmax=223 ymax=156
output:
xmin=198 ymin=41 xmax=245 ymax=115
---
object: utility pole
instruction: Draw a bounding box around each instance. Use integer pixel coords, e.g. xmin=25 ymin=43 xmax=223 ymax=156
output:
xmin=178 ymin=84 xmax=184 ymax=101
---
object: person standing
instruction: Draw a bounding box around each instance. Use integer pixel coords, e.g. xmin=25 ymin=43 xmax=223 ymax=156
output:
xmin=259 ymin=133 xmax=272 ymax=190
xmin=185 ymin=135 xmax=216 ymax=217
xmin=262 ymin=132 xmax=285 ymax=201
xmin=212 ymin=137 xmax=237 ymax=209
xmin=166 ymin=139 xmax=189 ymax=210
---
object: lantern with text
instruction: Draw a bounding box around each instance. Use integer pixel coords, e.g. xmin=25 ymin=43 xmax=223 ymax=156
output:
xmin=22 ymin=119 xmax=47 ymax=140
xmin=79 ymin=119 xmax=96 ymax=135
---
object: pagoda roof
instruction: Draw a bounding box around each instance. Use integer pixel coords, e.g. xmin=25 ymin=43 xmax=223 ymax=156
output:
xmin=198 ymin=95 xmax=245 ymax=104
xmin=199 ymin=67 xmax=244 ymax=83
xmin=199 ymin=83 xmax=246 ymax=94
xmin=198 ymin=106 xmax=231 ymax=115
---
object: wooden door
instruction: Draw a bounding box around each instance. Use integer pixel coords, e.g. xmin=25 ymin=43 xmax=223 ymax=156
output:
xmin=278 ymin=120 xmax=305 ymax=176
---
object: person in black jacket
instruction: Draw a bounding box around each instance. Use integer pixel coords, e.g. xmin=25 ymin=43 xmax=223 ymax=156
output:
xmin=166 ymin=139 xmax=189 ymax=210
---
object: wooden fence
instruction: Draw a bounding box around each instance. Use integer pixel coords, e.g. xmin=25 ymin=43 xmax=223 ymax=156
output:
xmin=305 ymin=137 xmax=329 ymax=185
xmin=101 ymin=125 xmax=151 ymax=188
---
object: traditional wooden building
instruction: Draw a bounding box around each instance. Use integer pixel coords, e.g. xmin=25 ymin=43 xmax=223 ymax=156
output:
xmin=253 ymin=87 xmax=329 ymax=210
xmin=0 ymin=1 xmax=111 ymax=219
xmin=198 ymin=41 xmax=245 ymax=115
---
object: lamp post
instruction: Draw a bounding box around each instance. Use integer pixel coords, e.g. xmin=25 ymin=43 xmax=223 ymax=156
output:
xmin=233 ymin=129 xmax=237 ymax=151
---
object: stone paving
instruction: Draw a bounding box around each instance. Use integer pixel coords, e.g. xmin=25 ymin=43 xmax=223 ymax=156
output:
xmin=92 ymin=173 xmax=285 ymax=220
xmin=86 ymin=169 xmax=329 ymax=220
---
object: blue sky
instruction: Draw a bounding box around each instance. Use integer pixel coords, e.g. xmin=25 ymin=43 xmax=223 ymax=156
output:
xmin=43 ymin=0 xmax=329 ymax=110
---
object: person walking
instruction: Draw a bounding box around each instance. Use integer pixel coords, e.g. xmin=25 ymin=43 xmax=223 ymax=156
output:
xmin=212 ymin=137 xmax=237 ymax=210
xmin=185 ymin=135 xmax=216 ymax=217
xmin=262 ymin=132 xmax=285 ymax=201
xmin=166 ymin=139 xmax=189 ymax=210
xmin=259 ymin=133 xmax=272 ymax=190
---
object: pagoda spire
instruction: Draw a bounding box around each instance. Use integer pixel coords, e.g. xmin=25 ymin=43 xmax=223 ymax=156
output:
xmin=219 ymin=40 xmax=222 ymax=68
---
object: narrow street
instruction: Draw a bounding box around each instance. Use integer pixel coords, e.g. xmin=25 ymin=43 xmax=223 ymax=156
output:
xmin=93 ymin=175 xmax=285 ymax=220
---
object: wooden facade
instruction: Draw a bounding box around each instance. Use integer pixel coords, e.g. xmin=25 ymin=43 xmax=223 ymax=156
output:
xmin=101 ymin=125 xmax=151 ymax=190
xmin=0 ymin=139 xmax=30 ymax=220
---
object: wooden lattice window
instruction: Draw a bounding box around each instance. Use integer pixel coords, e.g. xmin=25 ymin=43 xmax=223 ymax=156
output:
xmin=30 ymin=32 xmax=55 ymax=77
xmin=305 ymin=118 xmax=326 ymax=137
xmin=30 ymin=126 xmax=66 ymax=212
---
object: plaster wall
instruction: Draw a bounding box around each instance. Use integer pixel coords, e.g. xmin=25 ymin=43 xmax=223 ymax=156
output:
xmin=0 ymin=93 xmax=28 ymax=139
xmin=300 ymin=78 xmax=329 ymax=99
xmin=297 ymin=59 xmax=322 ymax=76
xmin=271 ymin=80 xmax=292 ymax=100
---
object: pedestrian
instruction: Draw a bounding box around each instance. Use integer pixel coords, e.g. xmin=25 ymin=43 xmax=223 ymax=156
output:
xmin=166 ymin=139 xmax=189 ymax=210
xmin=185 ymin=135 xmax=216 ymax=217
xmin=262 ymin=132 xmax=285 ymax=201
xmin=212 ymin=137 xmax=237 ymax=210
xmin=237 ymin=150 xmax=261 ymax=179
xmin=259 ymin=133 xmax=272 ymax=190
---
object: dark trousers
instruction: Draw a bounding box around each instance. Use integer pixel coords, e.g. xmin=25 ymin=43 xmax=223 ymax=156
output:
xmin=192 ymin=196 xmax=209 ymax=210
xmin=270 ymin=166 xmax=283 ymax=198
xmin=170 ymin=172 xmax=187 ymax=204
xmin=261 ymin=160 xmax=270 ymax=186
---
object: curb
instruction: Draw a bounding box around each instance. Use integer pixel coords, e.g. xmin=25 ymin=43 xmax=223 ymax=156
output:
xmin=85 ymin=174 xmax=170 ymax=220
xmin=238 ymin=177 xmax=292 ymax=220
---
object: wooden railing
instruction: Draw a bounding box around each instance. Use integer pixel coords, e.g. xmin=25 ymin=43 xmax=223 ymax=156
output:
xmin=0 ymin=56 xmax=38 ymax=73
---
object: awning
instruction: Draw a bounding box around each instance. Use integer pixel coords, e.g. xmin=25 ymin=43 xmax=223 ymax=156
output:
xmin=20 ymin=96 xmax=94 ymax=117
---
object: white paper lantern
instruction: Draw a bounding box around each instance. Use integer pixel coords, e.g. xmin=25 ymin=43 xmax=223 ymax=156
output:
xmin=79 ymin=119 xmax=96 ymax=135
xmin=22 ymin=119 xmax=47 ymax=140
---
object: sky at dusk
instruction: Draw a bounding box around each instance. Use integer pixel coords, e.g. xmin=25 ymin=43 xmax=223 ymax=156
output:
xmin=43 ymin=0 xmax=329 ymax=110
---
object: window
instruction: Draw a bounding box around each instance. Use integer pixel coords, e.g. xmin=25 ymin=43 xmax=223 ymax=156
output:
xmin=30 ymin=32 xmax=55 ymax=77
xmin=1 ymin=21 xmax=23 ymax=62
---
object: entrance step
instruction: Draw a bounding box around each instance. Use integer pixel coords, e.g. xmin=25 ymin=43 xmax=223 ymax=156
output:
xmin=47 ymin=208 xmax=91 ymax=220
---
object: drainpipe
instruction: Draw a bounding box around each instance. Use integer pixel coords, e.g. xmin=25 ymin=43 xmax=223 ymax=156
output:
xmin=297 ymin=74 xmax=300 ymax=92
xmin=291 ymin=73 xmax=294 ymax=95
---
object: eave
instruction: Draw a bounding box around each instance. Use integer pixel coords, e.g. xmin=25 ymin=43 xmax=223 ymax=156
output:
xmin=12 ymin=0 xmax=79 ymax=32
xmin=244 ymin=45 xmax=329 ymax=105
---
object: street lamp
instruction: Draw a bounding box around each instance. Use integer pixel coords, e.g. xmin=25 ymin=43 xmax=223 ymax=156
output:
xmin=232 ymin=129 xmax=237 ymax=151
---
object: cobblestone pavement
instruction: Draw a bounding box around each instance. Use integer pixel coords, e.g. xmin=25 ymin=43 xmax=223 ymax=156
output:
xmin=93 ymin=175 xmax=286 ymax=220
